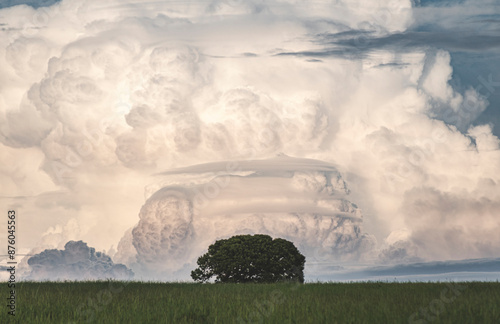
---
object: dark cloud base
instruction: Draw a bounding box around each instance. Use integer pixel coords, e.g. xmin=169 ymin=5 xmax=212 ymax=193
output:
xmin=310 ymin=257 xmax=500 ymax=282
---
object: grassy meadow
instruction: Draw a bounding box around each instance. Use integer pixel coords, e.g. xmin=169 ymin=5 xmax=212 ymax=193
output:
xmin=1 ymin=281 xmax=499 ymax=323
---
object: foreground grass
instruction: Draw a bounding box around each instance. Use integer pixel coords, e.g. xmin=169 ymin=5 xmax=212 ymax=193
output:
xmin=1 ymin=281 xmax=499 ymax=323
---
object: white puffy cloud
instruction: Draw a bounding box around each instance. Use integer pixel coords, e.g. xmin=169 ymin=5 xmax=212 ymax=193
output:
xmin=0 ymin=0 xmax=499 ymax=280
xmin=402 ymin=186 xmax=500 ymax=260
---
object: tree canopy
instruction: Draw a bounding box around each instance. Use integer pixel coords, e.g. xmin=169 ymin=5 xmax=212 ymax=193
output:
xmin=191 ymin=234 xmax=305 ymax=283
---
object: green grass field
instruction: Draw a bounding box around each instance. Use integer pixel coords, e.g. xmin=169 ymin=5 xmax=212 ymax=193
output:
xmin=1 ymin=281 xmax=499 ymax=323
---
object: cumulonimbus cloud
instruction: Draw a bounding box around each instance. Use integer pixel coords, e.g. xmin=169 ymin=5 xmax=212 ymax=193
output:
xmin=117 ymin=155 xmax=376 ymax=278
xmin=0 ymin=0 xmax=499 ymax=281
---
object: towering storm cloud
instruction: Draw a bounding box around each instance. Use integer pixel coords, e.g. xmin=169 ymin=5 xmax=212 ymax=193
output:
xmin=118 ymin=155 xmax=375 ymax=277
xmin=0 ymin=0 xmax=499 ymax=280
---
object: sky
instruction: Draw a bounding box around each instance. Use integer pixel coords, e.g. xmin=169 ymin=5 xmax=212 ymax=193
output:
xmin=0 ymin=0 xmax=499 ymax=281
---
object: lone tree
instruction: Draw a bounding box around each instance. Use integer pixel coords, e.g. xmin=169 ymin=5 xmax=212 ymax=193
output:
xmin=191 ymin=234 xmax=305 ymax=283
